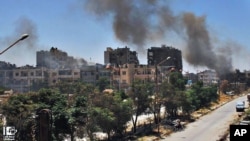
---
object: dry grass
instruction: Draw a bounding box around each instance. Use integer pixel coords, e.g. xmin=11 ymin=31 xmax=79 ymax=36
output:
xmin=133 ymin=91 xmax=247 ymax=140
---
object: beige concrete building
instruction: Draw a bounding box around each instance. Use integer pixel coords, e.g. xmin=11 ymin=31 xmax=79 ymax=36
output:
xmin=111 ymin=64 xmax=157 ymax=90
xmin=47 ymin=68 xmax=81 ymax=85
xmin=0 ymin=66 xmax=47 ymax=92
xmin=197 ymin=70 xmax=219 ymax=86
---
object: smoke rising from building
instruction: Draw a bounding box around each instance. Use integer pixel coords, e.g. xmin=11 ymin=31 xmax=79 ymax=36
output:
xmin=83 ymin=0 xmax=240 ymax=76
xmin=1 ymin=17 xmax=88 ymax=68
xmin=14 ymin=17 xmax=39 ymax=49
xmin=181 ymin=13 xmax=233 ymax=76
xmin=0 ymin=17 xmax=38 ymax=66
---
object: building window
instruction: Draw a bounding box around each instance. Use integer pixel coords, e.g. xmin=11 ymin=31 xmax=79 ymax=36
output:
xmin=52 ymin=72 xmax=57 ymax=76
xmin=21 ymin=71 xmax=28 ymax=77
xmin=36 ymin=70 xmax=42 ymax=76
xmin=122 ymin=71 xmax=126 ymax=75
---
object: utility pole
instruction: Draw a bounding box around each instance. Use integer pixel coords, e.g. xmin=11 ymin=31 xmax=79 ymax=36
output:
xmin=154 ymin=56 xmax=172 ymax=134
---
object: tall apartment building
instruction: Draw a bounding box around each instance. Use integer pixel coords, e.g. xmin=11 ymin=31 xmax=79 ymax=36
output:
xmin=104 ymin=46 xmax=139 ymax=66
xmin=147 ymin=45 xmax=182 ymax=71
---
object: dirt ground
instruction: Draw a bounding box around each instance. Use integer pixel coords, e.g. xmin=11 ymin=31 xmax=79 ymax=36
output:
xmin=137 ymin=91 xmax=247 ymax=141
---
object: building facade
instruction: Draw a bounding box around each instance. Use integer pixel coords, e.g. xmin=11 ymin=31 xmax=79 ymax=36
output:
xmin=37 ymin=47 xmax=87 ymax=69
xmin=197 ymin=70 xmax=219 ymax=86
xmin=104 ymin=46 xmax=139 ymax=66
xmin=147 ymin=45 xmax=182 ymax=71
xmin=111 ymin=64 xmax=155 ymax=90
xmin=1 ymin=45 xmax=183 ymax=93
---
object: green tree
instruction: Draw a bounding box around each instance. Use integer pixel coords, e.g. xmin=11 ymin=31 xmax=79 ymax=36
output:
xmin=90 ymin=92 xmax=133 ymax=139
xmin=186 ymin=81 xmax=218 ymax=110
xmin=0 ymin=86 xmax=6 ymax=94
xmin=168 ymin=72 xmax=187 ymax=90
xmin=55 ymin=81 xmax=75 ymax=94
xmin=127 ymin=80 xmax=152 ymax=133
xmin=96 ymin=77 xmax=110 ymax=92
xmin=111 ymin=93 xmax=133 ymax=137
xmin=160 ymin=72 xmax=190 ymax=117
xmin=1 ymin=94 xmax=37 ymax=141
xmin=67 ymin=94 xmax=88 ymax=141
xmin=31 ymin=88 xmax=70 ymax=141
xmin=160 ymin=81 xmax=182 ymax=117
xmin=92 ymin=107 xmax=115 ymax=140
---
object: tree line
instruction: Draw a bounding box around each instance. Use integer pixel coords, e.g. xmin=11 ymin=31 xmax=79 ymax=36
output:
xmin=0 ymin=72 xmax=219 ymax=141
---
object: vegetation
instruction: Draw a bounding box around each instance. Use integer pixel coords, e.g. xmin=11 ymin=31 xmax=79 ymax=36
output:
xmin=186 ymin=81 xmax=218 ymax=111
xmin=0 ymin=73 xmax=222 ymax=140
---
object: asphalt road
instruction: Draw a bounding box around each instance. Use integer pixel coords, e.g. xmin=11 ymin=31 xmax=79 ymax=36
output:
xmin=162 ymin=94 xmax=249 ymax=141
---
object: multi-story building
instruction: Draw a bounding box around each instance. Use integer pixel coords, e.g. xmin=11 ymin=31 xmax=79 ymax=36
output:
xmin=0 ymin=64 xmax=108 ymax=93
xmin=37 ymin=47 xmax=87 ymax=69
xmin=147 ymin=45 xmax=182 ymax=71
xmin=104 ymin=46 xmax=139 ymax=66
xmin=0 ymin=45 xmax=184 ymax=93
xmin=47 ymin=68 xmax=81 ymax=85
xmin=111 ymin=63 xmax=155 ymax=90
xmin=109 ymin=63 xmax=180 ymax=91
xmin=244 ymin=70 xmax=250 ymax=79
xmin=0 ymin=65 xmax=47 ymax=92
xmin=197 ymin=70 xmax=219 ymax=86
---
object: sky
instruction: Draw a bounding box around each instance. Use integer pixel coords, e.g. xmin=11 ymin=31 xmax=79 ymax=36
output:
xmin=1 ymin=0 xmax=250 ymax=74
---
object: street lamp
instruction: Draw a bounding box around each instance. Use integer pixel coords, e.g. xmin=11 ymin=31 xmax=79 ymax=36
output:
xmin=154 ymin=56 xmax=172 ymax=133
xmin=0 ymin=33 xmax=29 ymax=55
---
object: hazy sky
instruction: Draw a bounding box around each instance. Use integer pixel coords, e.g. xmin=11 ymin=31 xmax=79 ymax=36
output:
xmin=1 ymin=0 xmax=250 ymax=73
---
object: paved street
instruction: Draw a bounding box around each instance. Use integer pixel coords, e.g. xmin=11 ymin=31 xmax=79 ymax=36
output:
xmin=161 ymin=94 xmax=249 ymax=141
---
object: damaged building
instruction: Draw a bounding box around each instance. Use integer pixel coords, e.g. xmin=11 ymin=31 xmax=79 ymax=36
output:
xmin=37 ymin=47 xmax=87 ymax=69
xmin=104 ymin=46 xmax=139 ymax=66
xmin=147 ymin=45 xmax=183 ymax=71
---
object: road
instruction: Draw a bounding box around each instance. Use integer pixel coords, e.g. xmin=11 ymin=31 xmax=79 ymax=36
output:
xmin=162 ymin=94 xmax=249 ymax=141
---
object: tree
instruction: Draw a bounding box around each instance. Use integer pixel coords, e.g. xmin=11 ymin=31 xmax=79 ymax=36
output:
xmin=67 ymin=94 xmax=88 ymax=141
xmin=160 ymin=81 xmax=182 ymax=117
xmin=220 ymin=80 xmax=230 ymax=93
xmin=31 ymin=88 xmax=71 ymax=141
xmin=127 ymin=80 xmax=153 ymax=133
xmin=111 ymin=93 xmax=133 ymax=137
xmin=186 ymin=82 xmax=218 ymax=111
xmin=1 ymin=94 xmax=37 ymax=141
xmin=90 ymin=92 xmax=133 ymax=139
xmin=160 ymin=71 xmax=190 ymax=117
xmin=96 ymin=77 xmax=110 ymax=92
xmin=92 ymin=107 xmax=115 ymax=140
xmin=168 ymin=72 xmax=187 ymax=90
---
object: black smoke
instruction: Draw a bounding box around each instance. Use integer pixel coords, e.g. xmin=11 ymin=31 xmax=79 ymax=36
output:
xmin=82 ymin=0 xmax=238 ymax=76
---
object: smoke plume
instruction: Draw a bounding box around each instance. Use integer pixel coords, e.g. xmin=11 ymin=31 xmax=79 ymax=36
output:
xmin=181 ymin=13 xmax=233 ymax=75
xmin=1 ymin=17 xmax=88 ymax=67
xmin=83 ymin=0 xmax=238 ymax=75
xmin=0 ymin=17 xmax=38 ymax=66
xmin=14 ymin=17 xmax=39 ymax=49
